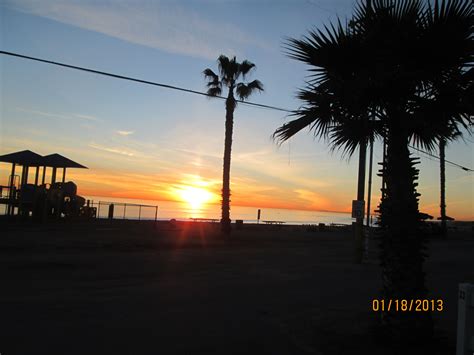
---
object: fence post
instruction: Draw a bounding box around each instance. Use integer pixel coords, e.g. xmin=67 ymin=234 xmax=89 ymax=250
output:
xmin=108 ymin=204 xmax=114 ymax=220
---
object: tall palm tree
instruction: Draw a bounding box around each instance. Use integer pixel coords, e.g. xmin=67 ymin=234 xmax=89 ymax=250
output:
xmin=422 ymin=69 xmax=473 ymax=235
xmin=438 ymin=131 xmax=461 ymax=235
xmin=274 ymin=0 xmax=472 ymax=345
xmin=438 ymin=136 xmax=449 ymax=234
xmin=203 ymin=55 xmax=263 ymax=234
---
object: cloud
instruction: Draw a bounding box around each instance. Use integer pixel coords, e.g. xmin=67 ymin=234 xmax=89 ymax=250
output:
xmin=7 ymin=0 xmax=271 ymax=59
xmin=88 ymin=142 xmax=135 ymax=157
xmin=16 ymin=107 xmax=100 ymax=122
xmin=74 ymin=114 xmax=99 ymax=121
xmin=116 ymin=130 xmax=134 ymax=136
xmin=294 ymin=189 xmax=335 ymax=211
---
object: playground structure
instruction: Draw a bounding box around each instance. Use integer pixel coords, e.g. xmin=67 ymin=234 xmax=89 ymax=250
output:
xmin=0 ymin=150 xmax=95 ymax=220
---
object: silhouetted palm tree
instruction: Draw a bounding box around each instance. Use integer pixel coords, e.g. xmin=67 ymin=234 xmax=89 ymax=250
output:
xmin=437 ymin=131 xmax=461 ymax=234
xmin=274 ymin=0 xmax=472 ymax=345
xmin=423 ymin=70 xmax=473 ymax=235
xmin=203 ymin=55 xmax=263 ymax=234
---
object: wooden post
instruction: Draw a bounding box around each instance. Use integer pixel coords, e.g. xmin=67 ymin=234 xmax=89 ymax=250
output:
xmin=108 ymin=204 xmax=114 ymax=220
xmin=19 ymin=165 xmax=29 ymax=218
xmin=21 ymin=165 xmax=29 ymax=186
xmin=42 ymin=166 xmax=46 ymax=184
xmin=9 ymin=163 xmax=16 ymax=191
xmin=51 ymin=167 xmax=57 ymax=184
xmin=34 ymin=166 xmax=40 ymax=185
xmin=7 ymin=163 xmax=16 ymax=215
xmin=138 ymin=205 xmax=142 ymax=221
xmin=62 ymin=167 xmax=66 ymax=183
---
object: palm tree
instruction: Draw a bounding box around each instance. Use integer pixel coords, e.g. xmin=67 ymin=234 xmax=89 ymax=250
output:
xmin=423 ymin=70 xmax=473 ymax=235
xmin=203 ymin=55 xmax=263 ymax=234
xmin=274 ymin=0 xmax=472 ymax=345
xmin=438 ymin=131 xmax=461 ymax=235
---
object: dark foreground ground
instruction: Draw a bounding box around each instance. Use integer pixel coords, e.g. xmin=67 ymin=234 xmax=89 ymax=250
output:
xmin=0 ymin=219 xmax=472 ymax=355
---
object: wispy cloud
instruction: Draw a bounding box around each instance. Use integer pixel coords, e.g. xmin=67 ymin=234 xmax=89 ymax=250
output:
xmin=294 ymin=189 xmax=340 ymax=211
xmin=16 ymin=107 xmax=100 ymax=122
xmin=116 ymin=130 xmax=134 ymax=136
xmin=7 ymin=0 xmax=271 ymax=59
xmin=88 ymin=142 xmax=135 ymax=157
xmin=74 ymin=114 xmax=99 ymax=121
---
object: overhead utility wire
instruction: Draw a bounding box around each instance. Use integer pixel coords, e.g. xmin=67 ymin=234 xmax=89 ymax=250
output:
xmin=409 ymin=145 xmax=473 ymax=172
xmin=0 ymin=50 xmax=293 ymax=114
xmin=2 ymin=50 xmax=472 ymax=172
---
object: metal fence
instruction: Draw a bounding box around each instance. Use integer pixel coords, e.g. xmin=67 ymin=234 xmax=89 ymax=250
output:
xmin=88 ymin=200 xmax=158 ymax=221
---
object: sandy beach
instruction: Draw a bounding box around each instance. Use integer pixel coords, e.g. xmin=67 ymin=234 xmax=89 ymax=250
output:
xmin=0 ymin=219 xmax=472 ymax=354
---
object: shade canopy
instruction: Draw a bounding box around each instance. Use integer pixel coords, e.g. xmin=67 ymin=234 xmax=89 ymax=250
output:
xmin=0 ymin=150 xmax=44 ymax=166
xmin=419 ymin=212 xmax=434 ymax=220
xmin=0 ymin=150 xmax=87 ymax=169
xmin=42 ymin=153 xmax=88 ymax=169
xmin=437 ymin=215 xmax=455 ymax=221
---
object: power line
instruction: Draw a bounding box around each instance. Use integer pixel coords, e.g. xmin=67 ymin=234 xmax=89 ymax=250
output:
xmin=409 ymin=145 xmax=473 ymax=172
xmin=2 ymin=50 xmax=472 ymax=172
xmin=0 ymin=50 xmax=294 ymax=114
xmin=306 ymin=0 xmax=333 ymax=13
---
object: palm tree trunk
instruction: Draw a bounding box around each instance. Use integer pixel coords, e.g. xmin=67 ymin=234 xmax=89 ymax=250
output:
xmin=221 ymin=90 xmax=235 ymax=234
xmin=439 ymin=138 xmax=447 ymax=236
xmin=354 ymin=141 xmax=366 ymax=263
xmin=378 ymin=123 xmax=433 ymax=344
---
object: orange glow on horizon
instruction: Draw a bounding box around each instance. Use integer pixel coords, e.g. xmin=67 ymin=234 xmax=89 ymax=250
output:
xmin=4 ymin=165 xmax=469 ymax=220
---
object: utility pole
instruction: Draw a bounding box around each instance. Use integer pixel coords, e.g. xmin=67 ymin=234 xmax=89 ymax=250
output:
xmin=439 ymin=137 xmax=447 ymax=236
xmin=366 ymin=140 xmax=374 ymax=227
xmin=363 ymin=138 xmax=374 ymax=261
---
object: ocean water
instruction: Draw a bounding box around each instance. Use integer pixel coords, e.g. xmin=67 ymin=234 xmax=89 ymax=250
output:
xmin=84 ymin=195 xmax=354 ymax=226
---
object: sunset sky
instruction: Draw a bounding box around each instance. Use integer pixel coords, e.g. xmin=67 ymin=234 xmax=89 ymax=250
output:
xmin=1 ymin=0 xmax=473 ymax=220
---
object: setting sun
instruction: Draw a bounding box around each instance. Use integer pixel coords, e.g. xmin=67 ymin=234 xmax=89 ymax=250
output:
xmin=178 ymin=186 xmax=213 ymax=209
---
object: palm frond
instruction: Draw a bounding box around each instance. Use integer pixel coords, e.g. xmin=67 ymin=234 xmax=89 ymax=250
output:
xmin=235 ymin=80 xmax=264 ymax=100
xmin=217 ymin=55 xmax=230 ymax=76
xmin=206 ymin=86 xmax=222 ymax=97
xmin=328 ymin=115 xmax=384 ymax=158
xmin=203 ymin=68 xmax=218 ymax=81
xmin=217 ymin=55 xmax=232 ymax=86
xmin=420 ymin=0 xmax=473 ymax=79
xmin=409 ymin=64 xmax=473 ymax=151
xmin=206 ymin=54 xmax=263 ymax=100
xmin=203 ymin=68 xmax=221 ymax=90
xmin=329 ymin=127 xmax=363 ymax=158
xmin=229 ymin=56 xmax=240 ymax=82
xmin=273 ymin=98 xmax=335 ymax=144
xmin=239 ymin=60 xmax=256 ymax=80
xmin=273 ymin=113 xmax=322 ymax=144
